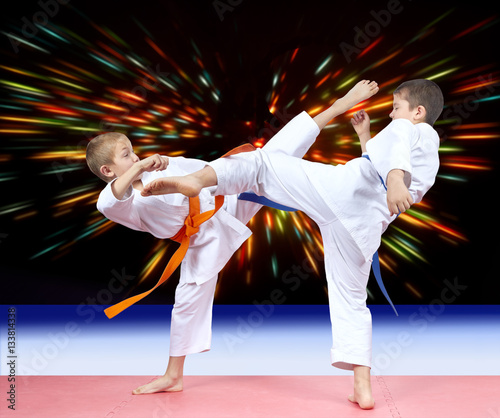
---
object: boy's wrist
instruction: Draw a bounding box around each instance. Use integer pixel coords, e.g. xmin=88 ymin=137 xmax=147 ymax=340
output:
xmin=358 ymin=132 xmax=371 ymax=153
xmin=386 ymin=169 xmax=405 ymax=185
xmin=358 ymin=132 xmax=371 ymax=142
xmin=134 ymin=161 xmax=145 ymax=174
xmin=128 ymin=161 xmax=146 ymax=181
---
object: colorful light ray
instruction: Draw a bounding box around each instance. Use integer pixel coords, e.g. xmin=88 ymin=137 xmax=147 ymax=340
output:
xmin=0 ymin=4 xmax=498 ymax=305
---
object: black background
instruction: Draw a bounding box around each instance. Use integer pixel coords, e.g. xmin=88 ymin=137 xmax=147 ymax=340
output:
xmin=1 ymin=0 xmax=499 ymax=306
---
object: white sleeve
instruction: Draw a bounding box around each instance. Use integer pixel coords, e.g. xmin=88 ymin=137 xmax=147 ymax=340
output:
xmin=96 ymin=180 xmax=143 ymax=232
xmin=365 ymin=119 xmax=416 ymax=188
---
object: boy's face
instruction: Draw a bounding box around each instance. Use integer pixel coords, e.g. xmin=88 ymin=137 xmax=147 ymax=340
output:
xmin=107 ymin=136 xmax=140 ymax=178
xmin=389 ymin=92 xmax=424 ymax=124
xmin=389 ymin=93 xmax=415 ymax=122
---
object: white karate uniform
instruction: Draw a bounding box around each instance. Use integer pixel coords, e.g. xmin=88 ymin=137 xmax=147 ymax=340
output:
xmin=96 ymin=111 xmax=320 ymax=356
xmin=210 ymin=116 xmax=440 ymax=369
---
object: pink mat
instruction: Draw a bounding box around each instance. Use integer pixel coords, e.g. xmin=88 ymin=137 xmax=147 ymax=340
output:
xmin=2 ymin=375 xmax=499 ymax=417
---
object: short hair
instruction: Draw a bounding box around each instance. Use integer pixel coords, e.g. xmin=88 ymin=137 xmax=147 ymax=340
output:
xmin=86 ymin=132 xmax=127 ymax=182
xmin=393 ymin=79 xmax=444 ymax=125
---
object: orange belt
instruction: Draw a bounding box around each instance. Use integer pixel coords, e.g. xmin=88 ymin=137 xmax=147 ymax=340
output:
xmin=104 ymin=143 xmax=256 ymax=319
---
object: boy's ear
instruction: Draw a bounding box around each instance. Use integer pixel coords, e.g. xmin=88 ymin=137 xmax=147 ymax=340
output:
xmin=414 ymin=105 xmax=427 ymax=122
xmin=100 ymin=165 xmax=115 ymax=179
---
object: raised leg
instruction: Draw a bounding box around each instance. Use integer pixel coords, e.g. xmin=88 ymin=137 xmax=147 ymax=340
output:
xmin=313 ymin=80 xmax=378 ymax=130
xmin=141 ymin=80 xmax=379 ymax=199
xmin=141 ymin=167 xmax=215 ymax=197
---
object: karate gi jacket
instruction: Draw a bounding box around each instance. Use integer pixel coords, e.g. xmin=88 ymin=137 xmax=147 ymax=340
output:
xmin=303 ymin=118 xmax=440 ymax=262
xmin=97 ymin=157 xmax=251 ymax=285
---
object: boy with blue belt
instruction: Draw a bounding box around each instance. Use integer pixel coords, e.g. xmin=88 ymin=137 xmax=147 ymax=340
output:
xmin=141 ymin=79 xmax=444 ymax=409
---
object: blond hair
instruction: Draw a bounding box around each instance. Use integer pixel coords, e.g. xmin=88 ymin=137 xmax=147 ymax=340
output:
xmin=86 ymin=132 xmax=127 ymax=182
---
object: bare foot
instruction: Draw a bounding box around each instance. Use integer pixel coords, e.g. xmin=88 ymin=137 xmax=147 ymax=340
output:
xmin=132 ymin=375 xmax=183 ymax=395
xmin=348 ymin=377 xmax=375 ymax=410
xmin=336 ymin=80 xmax=379 ymax=112
xmin=141 ymin=175 xmax=203 ymax=197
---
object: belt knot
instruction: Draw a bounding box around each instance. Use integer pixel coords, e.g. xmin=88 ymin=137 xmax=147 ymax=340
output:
xmin=184 ymin=216 xmax=199 ymax=237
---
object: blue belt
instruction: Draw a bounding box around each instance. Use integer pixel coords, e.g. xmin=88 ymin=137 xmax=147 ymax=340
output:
xmin=238 ymin=154 xmax=399 ymax=316
xmin=236 ymin=192 xmax=298 ymax=212
xmin=361 ymin=154 xmax=398 ymax=315
xmin=362 ymin=154 xmax=387 ymax=190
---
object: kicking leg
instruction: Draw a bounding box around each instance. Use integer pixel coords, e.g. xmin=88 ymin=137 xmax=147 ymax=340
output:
xmin=141 ymin=167 xmax=215 ymax=197
xmin=142 ymin=150 xmax=335 ymax=226
xmin=253 ymin=80 xmax=378 ymax=157
xmin=141 ymin=80 xmax=379 ymax=198
xmin=261 ymin=111 xmax=320 ymax=158
xmin=313 ymin=80 xmax=378 ymax=130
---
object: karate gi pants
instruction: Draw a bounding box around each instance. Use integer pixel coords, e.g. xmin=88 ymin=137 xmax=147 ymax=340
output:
xmin=169 ymin=111 xmax=321 ymax=357
xmin=209 ymin=147 xmax=373 ymax=370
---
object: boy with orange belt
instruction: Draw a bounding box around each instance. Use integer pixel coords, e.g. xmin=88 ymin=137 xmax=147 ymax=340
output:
xmin=86 ymin=79 xmax=379 ymax=395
